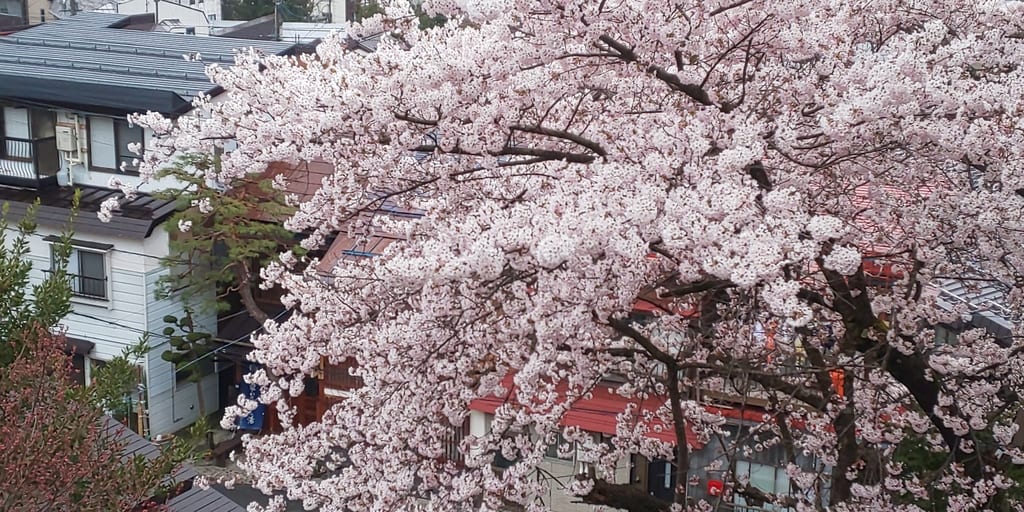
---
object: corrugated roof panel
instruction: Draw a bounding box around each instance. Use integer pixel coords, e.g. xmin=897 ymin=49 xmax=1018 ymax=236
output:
xmin=100 ymin=417 xmax=245 ymax=511
xmin=0 ymin=41 xmax=213 ymax=81
xmin=0 ymin=61 xmax=213 ymax=99
xmin=0 ymin=12 xmax=300 ymax=115
xmin=169 ymin=485 xmax=247 ymax=511
xmin=10 ymin=15 xmax=294 ymax=59
xmin=936 ymin=276 xmax=1015 ymax=334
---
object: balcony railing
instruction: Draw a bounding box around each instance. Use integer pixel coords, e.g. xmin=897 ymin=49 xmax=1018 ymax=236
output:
xmin=70 ymin=274 xmax=108 ymax=300
xmin=42 ymin=269 xmax=109 ymax=300
xmin=0 ymin=136 xmax=60 ymax=187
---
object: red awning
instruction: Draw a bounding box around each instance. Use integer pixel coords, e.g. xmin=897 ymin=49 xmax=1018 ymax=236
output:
xmin=469 ymin=376 xmax=701 ymax=447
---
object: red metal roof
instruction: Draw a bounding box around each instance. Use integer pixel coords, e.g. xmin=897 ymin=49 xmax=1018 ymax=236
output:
xmin=468 ymin=375 xmax=772 ymax=449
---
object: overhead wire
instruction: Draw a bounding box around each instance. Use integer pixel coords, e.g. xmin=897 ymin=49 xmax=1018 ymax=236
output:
xmin=2 ymin=226 xmax=191 ymax=264
xmin=174 ymin=307 xmax=293 ymax=372
xmin=70 ymin=306 xmax=286 ymax=364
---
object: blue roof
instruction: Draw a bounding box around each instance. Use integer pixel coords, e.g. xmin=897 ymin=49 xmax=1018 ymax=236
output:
xmin=0 ymin=12 xmax=300 ymax=115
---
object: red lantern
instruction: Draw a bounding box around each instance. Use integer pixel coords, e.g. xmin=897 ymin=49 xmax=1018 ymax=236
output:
xmin=707 ymin=480 xmax=724 ymax=496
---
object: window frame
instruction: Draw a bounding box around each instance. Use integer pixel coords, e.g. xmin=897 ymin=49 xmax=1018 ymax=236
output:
xmin=86 ymin=116 xmax=114 ymax=173
xmin=0 ymin=104 xmax=28 ymax=161
xmin=114 ymin=119 xmax=144 ymax=174
xmin=46 ymin=236 xmax=113 ymax=304
xmin=86 ymin=116 xmax=144 ymax=175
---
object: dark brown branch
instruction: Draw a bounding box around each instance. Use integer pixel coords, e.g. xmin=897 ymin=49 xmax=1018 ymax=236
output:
xmin=579 ymin=479 xmax=670 ymax=512
xmin=659 ymin=278 xmax=734 ymax=298
xmin=597 ymin=35 xmax=714 ymax=107
xmin=411 ymin=143 xmax=597 ymax=164
xmin=708 ymin=0 xmax=757 ymax=16
xmin=510 ymin=124 xmax=608 ymax=159
xmin=394 ymin=112 xmax=439 ymax=126
xmin=606 ymin=316 xmax=675 ymax=365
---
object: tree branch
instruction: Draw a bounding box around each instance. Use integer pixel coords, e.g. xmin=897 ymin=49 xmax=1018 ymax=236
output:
xmin=597 ymin=35 xmax=714 ymax=107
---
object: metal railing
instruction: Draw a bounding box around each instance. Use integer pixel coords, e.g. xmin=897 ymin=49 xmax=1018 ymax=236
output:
xmin=70 ymin=273 xmax=108 ymax=300
xmin=42 ymin=269 xmax=109 ymax=300
xmin=0 ymin=136 xmax=59 ymax=184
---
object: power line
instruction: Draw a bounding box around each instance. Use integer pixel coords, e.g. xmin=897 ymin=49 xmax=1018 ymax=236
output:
xmin=70 ymin=307 xmax=285 ymax=356
xmin=70 ymin=311 xmax=173 ymax=341
xmin=2 ymin=226 xmax=189 ymax=264
xmin=175 ymin=308 xmax=293 ymax=372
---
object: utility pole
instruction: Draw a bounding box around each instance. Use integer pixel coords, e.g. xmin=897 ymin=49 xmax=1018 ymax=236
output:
xmin=273 ymin=0 xmax=281 ymax=40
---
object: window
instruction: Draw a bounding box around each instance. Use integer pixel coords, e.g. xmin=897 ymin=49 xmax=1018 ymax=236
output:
xmin=87 ymin=117 xmax=144 ymax=174
xmin=73 ymin=250 xmax=106 ymax=298
xmin=48 ymin=236 xmax=111 ymax=300
xmin=30 ymin=108 xmax=56 ymax=139
xmin=115 ymin=120 xmax=143 ymax=173
xmin=545 ymin=432 xmax=574 ymax=460
xmin=2 ymin=106 xmax=29 ymax=160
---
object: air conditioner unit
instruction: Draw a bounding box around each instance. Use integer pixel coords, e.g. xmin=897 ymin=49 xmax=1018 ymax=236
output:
xmin=56 ymin=125 xmax=77 ymax=152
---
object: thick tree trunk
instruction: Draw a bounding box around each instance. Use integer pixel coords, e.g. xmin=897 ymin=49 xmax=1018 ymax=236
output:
xmin=829 ymin=374 xmax=858 ymax=503
xmin=666 ymin=367 xmax=690 ymax=507
xmin=580 ymin=479 xmax=671 ymax=512
xmin=885 ymin=348 xmax=984 ymax=478
xmin=235 ymin=264 xmax=270 ymax=324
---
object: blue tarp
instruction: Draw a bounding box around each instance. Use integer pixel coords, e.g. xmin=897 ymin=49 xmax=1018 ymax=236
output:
xmin=236 ymin=364 xmax=266 ymax=431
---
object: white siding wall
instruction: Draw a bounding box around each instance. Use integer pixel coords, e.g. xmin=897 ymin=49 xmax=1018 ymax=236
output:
xmin=146 ymin=356 xmax=220 ymax=436
xmin=56 ymin=111 xmax=182 ymax=193
xmin=8 ymin=221 xmax=219 ymax=437
xmin=94 ymin=0 xmax=218 ymax=31
xmin=144 ymin=261 xmax=219 ymax=436
xmin=23 ymin=226 xmax=152 ymax=361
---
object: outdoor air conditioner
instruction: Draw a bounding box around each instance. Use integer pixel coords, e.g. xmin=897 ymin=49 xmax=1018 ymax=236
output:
xmin=56 ymin=125 xmax=77 ymax=151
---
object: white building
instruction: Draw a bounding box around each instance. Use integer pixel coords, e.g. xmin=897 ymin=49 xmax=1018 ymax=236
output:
xmin=0 ymin=12 xmax=301 ymax=437
xmin=52 ymin=0 xmax=222 ymax=33
xmin=93 ymin=0 xmax=222 ymax=36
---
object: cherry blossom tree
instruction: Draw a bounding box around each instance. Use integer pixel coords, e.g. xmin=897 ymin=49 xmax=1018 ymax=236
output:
xmin=131 ymin=0 xmax=1024 ymax=510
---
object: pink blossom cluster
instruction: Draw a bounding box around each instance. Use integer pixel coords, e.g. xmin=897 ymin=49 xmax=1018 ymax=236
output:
xmin=130 ymin=0 xmax=1024 ymax=509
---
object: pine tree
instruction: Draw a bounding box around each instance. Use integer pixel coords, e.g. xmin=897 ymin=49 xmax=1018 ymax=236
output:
xmin=154 ymin=154 xmax=299 ymax=324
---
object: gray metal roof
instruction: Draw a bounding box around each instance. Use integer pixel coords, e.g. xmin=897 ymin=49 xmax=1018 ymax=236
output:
xmin=169 ymin=485 xmax=247 ymax=512
xmin=0 ymin=183 xmax=178 ymax=238
xmin=936 ymin=275 xmax=1016 ymax=340
xmin=102 ymin=414 xmax=197 ymax=488
xmin=0 ymin=12 xmax=300 ymax=115
xmin=102 ymin=416 xmax=245 ymax=512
